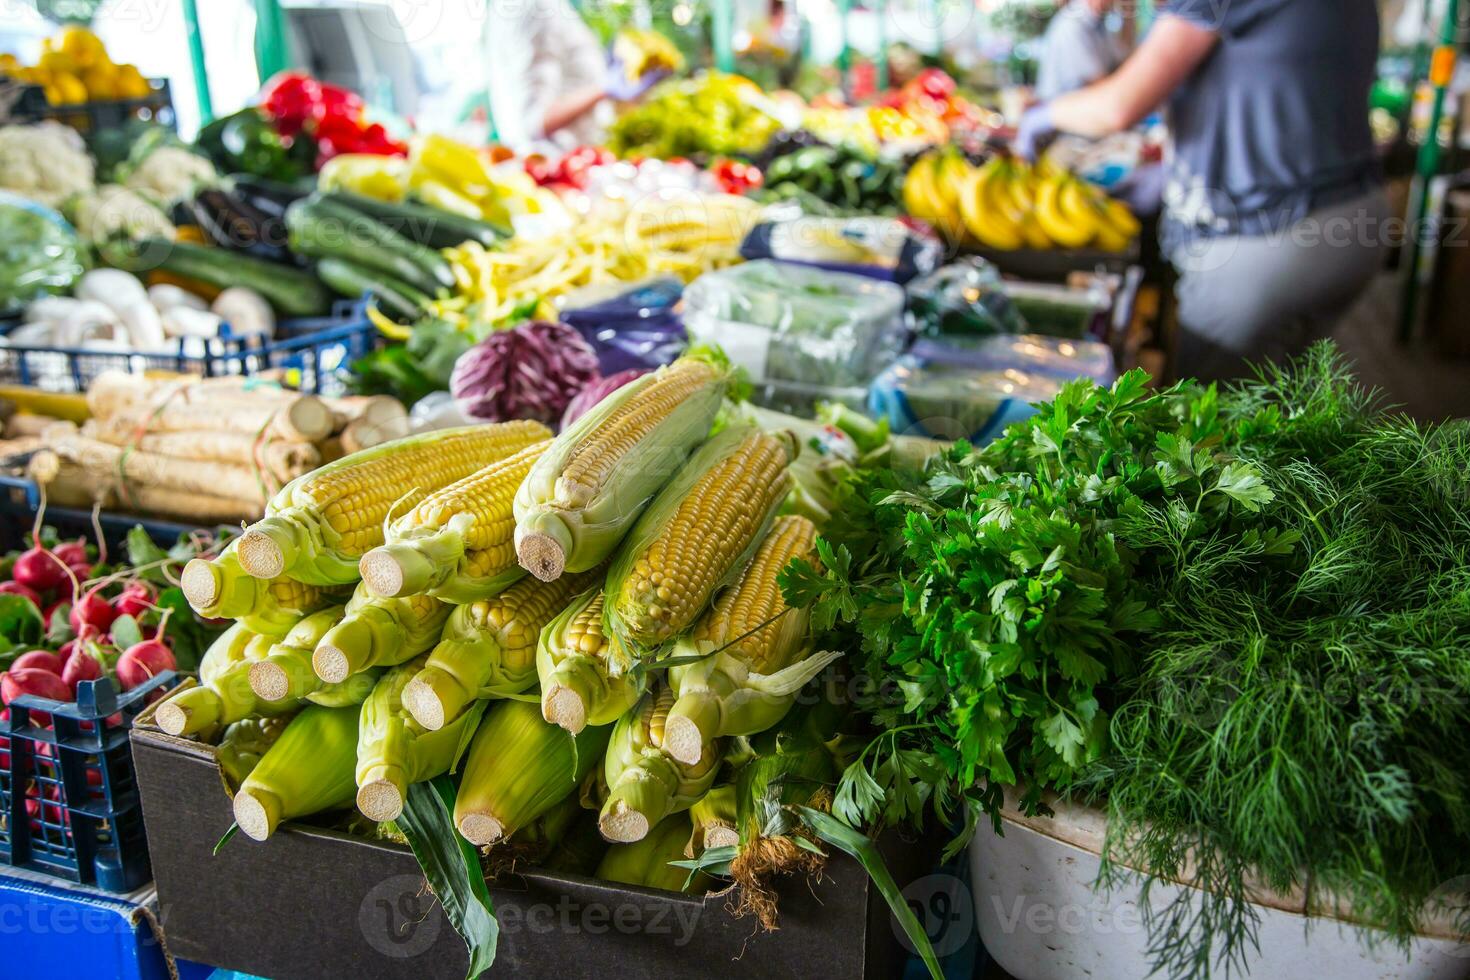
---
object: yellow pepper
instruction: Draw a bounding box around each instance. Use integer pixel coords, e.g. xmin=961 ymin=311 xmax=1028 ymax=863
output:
xmin=317 ymin=154 xmax=409 ymax=201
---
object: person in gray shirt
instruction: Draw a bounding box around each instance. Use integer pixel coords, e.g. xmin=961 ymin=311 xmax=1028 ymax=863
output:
xmin=1016 ymin=0 xmax=1388 ymax=381
xmin=1035 ymin=0 xmax=1129 ymax=101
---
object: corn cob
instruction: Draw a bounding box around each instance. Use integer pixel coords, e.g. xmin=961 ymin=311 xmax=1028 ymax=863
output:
xmin=599 ymin=684 xmax=723 ymax=843
xmin=402 ymin=565 xmax=603 ymax=732
xmin=233 ymin=704 xmax=361 ymax=841
xmin=311 ymin=586 xmax=451 ymax=684
xmin=155 ymin=625 xmax=285 ymax=738
xmin=216 ymin=714 xmax=296 ymax=788
xmin=662 ymin=516 xmax=841 ymax=766
xmin=735 ymin=685 xmax=848 ymax=846
xmin=514 ymin=357 xmax=726 ymax=582
xmin=596 ymin=812 xmax=709 ymax=894
xmin=537 ymin=588 xmax=645 ymax=734
xmin=358 ymin=441 xmax=549 ymax=602
xmin=355 ymin=658 xmax=490 ymax=822
xmin=235 ymin=421 xmax=551 ymax=585
xmin=181 ymin=544 xmax=342 ymax=637
xmin=687 ymin=785 xmax=739 ymax=854
xmin=247 ymin=606 xmax=347 ymax=702
xmin=604 ymin=424 xmax=796 ymax=660
xmin=453 ymin=700 xmax=612 ymax=847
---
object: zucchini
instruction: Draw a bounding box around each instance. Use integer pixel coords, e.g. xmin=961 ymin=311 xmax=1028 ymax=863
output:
xmin=286 ymin=196 xmax=454 ymax=295
xmin=315 ymin=256 xmax=428 ymax=322
xmin=321 ymin=190 xmax=508 ymax=249
xmin=100 ymin=238 xmax=330 ymax=317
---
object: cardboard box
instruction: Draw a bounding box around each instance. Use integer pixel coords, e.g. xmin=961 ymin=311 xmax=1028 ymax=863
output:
xmin=131 ymin=723 xmax=935 ymax=979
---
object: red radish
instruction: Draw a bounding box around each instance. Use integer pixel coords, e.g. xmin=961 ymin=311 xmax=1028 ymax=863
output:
xmin=69 ymin=589 xmax=116 ymax=635
xmin=13 ymin=547 xmax=66 ymax=592
xmin=0 ymin=581 xmax=42 ymax=606
xmin=56 ymin=639 xmax=77 ymax=665
xmin=115 ymin=639 xmax=175 ymax=690
xmin=67 ymin=562 xmax=93 ymax=581
xmin=114 ymin=582 xmax=153 ymax=619
xmin=12 ymin=651 xmax=64 ymax=675
xmin=2 ymin=668 xmax=71 ymax=704
xmin=61 ymin=647 xmax=103 ymax=693
xmin=52 ymin=540 xmax=88 ymax=567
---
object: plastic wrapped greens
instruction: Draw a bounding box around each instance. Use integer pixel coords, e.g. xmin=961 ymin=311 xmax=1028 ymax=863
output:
xmin=868 ymin=338 xmax=1116 ymax=445
xmin=681 ymin=260 xmax=906 ymax=390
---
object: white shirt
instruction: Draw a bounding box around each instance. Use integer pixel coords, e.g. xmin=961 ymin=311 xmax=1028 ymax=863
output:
xmin=483 ymin=0 xmax=610 ymax=151
xmin=1034 ymin=5 xmax=1127 ymax=101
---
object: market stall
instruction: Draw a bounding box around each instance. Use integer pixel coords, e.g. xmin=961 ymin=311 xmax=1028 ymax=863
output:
xmin=0 ymin=4 xmax=1466 ymax=980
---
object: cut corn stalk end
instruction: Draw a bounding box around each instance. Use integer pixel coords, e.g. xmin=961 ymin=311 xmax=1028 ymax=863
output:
xmin=356 ymin=765 xmax=409 ymax=823
xmin=457 ymin=811 xmax=506 ymax=847
xmin=180 ymin=557 xmax=225 ymax=610
xmin=542 ymin=680 xmax=590 ymax=735
xmin=311 ymin=625 xmax=369 ymax=684
xmin=358 ymin=544 xmax=428 ymax=598
xmin=233 ymin=788 xmax=283 ymax=841
xmin=515 ymin=525 xmax=571 ymax=582
xmin=237 ymin=520 xmax=300 ymax=580
xmin=662 ymin=693 xmax=721 ymax=767
xmin=400 ymin=671 xmax=456 ymax=732
xmin=155 ymin=687 xmax=222 ymax=738
xmin=248 ymin=648 xmax=320 ymax=703
xmin=598 ymin=797 xmax=654 ymax=844
xmin=704 ymin=824 xmax=739 ymax=851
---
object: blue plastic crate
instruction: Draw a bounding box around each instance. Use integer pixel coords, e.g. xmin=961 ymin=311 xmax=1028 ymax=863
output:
xmin=1 ymin=671 xmax=178 ymax=892
xmin=0 ymin=297 xmax=378 ymax=396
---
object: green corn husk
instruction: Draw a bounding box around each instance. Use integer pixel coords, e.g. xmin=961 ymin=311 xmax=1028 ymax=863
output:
xmin=216 ymin=713 xmax=296 ymax=788
xmin=311 ymin=584 xmax=451 ymax=684
xmin=454 ymin=700 xmax=612 ymax=847
xmin=180 ymin=544 xmax=343 ymax=637
xmin=661 ymin=515 xmax=841 ymax=766
xmin=603 ymin=423 xmax=795 ymax=666
xmin=354 ymin=658 xmax=489 ymax=823
xmin=599 ymin=684 xmax=723 ymax=843
xmin=597 ymin=813 xmax=710 ymax=894
xmin=233 ymin=703 xmax=361 ymax=841
xmin=403 ymin=567 xmax=603 ymax=732
xmin=236 ymin=422 xmax=550 ymax=585
xmin=537 ymin=588 xmax=645 ymax=735
xmin=687 ymin=784 xmax=739 ymax=855
xmin=155 ymin=626 xmax=285 ymax=739
xmin=247 ymin=606 xmax=347 ymax=703
xmin=513 ymin=356 xmax=727 ymax=583
xmin=482 ymin=794 xmax=588 ymax=876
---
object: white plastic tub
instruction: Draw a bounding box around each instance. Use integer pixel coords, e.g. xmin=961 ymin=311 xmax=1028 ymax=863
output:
xmin=970 ymin=795 xmax=1470 ymax=980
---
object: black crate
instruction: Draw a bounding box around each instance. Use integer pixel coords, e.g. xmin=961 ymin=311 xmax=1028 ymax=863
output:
xmin=7 ymin=78 xmax=176 ymax=134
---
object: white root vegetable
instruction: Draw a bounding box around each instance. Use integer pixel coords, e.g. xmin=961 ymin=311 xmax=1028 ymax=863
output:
xmin=116 ymin=300 xmax=167 ymax=349
xmin=148 ymin=284 xmax=209 ymax=314
xmin=161 ymin=306 xmax=224 ymax=339
xmin=85 ymin=372 xmax=333 ymax=443
xmin=213 ymin=287 xmax=276 ymax=339
xmin=28 ymin=451 xmax=259 ymax=523
xmin=75 ymin=269 xmax=148 ymax=311
xmin=81 ymin=417 xmax=320 ymax=484
xmin=44 ymin=431 xmax=274 ymax=505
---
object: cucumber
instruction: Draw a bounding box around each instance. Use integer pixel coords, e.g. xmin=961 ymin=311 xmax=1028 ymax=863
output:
xmin=100 ymin=238 xmax=331 ymax=317
xmin=286 ymin=196 xmax=454 ymax=295
xmin=315 ymin=256 xmax=429 ymax=322
xmin=321 ymin=190 xmax=508 ymax=249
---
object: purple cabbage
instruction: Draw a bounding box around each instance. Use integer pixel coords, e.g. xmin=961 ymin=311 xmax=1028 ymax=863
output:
xmin=450 ymin=320 xmax=600 ymax=424
xmin=560 ymin=368 xmax=649 ymax=428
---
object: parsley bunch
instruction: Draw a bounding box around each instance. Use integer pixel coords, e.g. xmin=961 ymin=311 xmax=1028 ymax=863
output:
xmin=783 ymin=344 xmax=1470 ymax=973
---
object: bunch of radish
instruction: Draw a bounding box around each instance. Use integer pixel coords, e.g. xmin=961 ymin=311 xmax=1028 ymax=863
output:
xmin=0 ymin=531 xmax=179 ymax=725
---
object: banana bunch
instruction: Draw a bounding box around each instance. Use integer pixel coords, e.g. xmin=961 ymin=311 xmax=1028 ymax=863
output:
xmin=613 ymin=29 xmax=686 ymax=82
xmin=903 ymin=151 xmax=1139 ymax=253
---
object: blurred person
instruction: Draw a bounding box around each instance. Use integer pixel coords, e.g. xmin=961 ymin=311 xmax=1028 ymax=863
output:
xmin=1017 ymin=0 xmax=1387 ymax=381
xmin=482 ymin=0 xmax=665 ymax=151
xmin=1034 ymin=0 xmax=1131 ymax=100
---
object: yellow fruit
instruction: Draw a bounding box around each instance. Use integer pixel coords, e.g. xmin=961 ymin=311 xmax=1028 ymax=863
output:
xmin=1058 ymin=179 xmax=1104 ymax=246
xmin=116 ymin=65 xmax=152 ymax=100
xmin=53 ymin=72 xmax=88 ymax=105
xmin=43 ymin=85 xmax=65 ymax=106
xmin=59 ymin=25 xmax=105 ymax=69
xmin=1100 ymin=197 xmax=1142 ymax=239
xmin=901 ymin=155 xmax=938 ymax=224
xmin=1035 ymin=176 xmax=1096 ymax=250
xmin=958 ymin=161 xmax=1024 ymax=251
xmin=81 ymin=64 xmax=117 ymax=100
xmin=38 ymin=50 xmax=75 ymax=74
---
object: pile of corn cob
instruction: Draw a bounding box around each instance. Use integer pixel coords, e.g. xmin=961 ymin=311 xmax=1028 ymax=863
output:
xmin=160 ymin=352 xmax=852 ymax=893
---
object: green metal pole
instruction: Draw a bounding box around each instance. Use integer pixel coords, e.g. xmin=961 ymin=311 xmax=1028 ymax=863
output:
xmin=181 ymin=0 xmax=213 ymax=123
xmin=712 ymin=0 xmax=735 ymax=73
xmin=253 ymin=0 xmax=291 ymax=82
xmin=1397 ymin=0 xmax=1460 ymax=343
xmin=837 ymin=0 xmax=852 ymax=94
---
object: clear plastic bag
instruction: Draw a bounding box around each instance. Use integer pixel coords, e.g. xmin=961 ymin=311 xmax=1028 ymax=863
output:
xmin=869 ymin=338 xmax=1116 ymax=445
xmin=682 ymin=260 xmax=906 ymax=388
xmin=906 ymin=257 xmax=1029 ymax=339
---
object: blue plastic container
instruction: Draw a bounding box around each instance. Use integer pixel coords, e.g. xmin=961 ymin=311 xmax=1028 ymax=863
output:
xmin=1 ymin=672 xmax=177 ymax=892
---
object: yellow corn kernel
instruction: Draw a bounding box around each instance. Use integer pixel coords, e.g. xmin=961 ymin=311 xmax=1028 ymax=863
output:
xmin=694 ymin=515 xmax=817 ymax=671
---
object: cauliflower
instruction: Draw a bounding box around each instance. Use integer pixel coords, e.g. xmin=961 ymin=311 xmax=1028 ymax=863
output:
xmin=0 ymin=122 xmax=95 ymax=207
xmin=69 ymin=184 xmax=176 ymax=243
xmin=123 ymin=145 xmax=215 ymax=206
